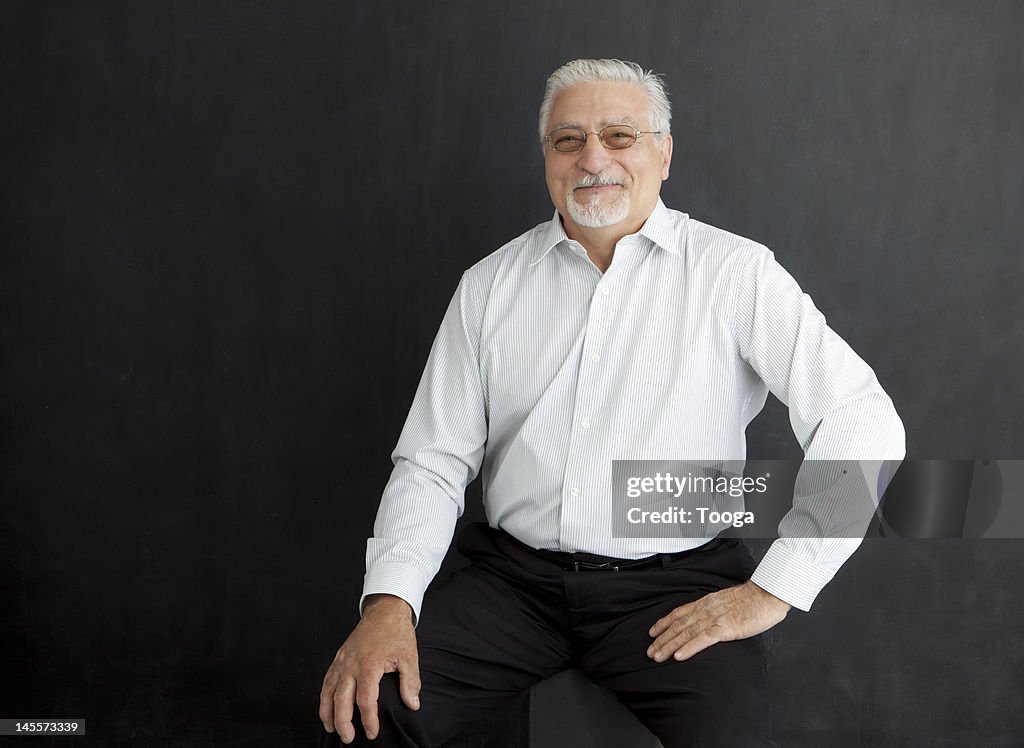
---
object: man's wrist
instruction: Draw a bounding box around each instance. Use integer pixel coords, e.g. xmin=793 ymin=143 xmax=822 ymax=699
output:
xmin=747 ymin=580 xmax=792 ymax=613
xmin=362 ymin=593 xmax=414 ymax=624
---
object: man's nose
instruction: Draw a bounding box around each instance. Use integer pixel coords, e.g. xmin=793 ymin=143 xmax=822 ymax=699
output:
xmin=576 ymin=133 xmax=614 ymax=173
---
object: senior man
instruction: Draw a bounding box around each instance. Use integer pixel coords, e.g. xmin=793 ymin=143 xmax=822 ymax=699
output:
xmin=319 ymin=58 xmax=905 ymax=747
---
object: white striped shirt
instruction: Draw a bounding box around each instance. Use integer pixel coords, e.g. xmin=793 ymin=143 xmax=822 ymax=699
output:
xmin=363 ymin=199 xmax=905 ymax=617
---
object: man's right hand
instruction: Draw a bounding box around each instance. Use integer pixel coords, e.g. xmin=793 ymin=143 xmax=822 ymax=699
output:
xmin=319 ymin=594 xmax=421 ymax=744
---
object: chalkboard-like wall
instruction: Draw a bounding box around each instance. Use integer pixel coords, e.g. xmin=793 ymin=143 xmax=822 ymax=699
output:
xmin=2 ymin=2 xmax=1022 ymax=746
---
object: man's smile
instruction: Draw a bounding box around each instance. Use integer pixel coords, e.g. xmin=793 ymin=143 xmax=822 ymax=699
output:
xmin=573 ymin=183 xmax=623 ymax=195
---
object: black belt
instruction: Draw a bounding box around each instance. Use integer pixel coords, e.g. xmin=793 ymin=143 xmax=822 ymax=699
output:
xmin=531 ymin=538 xmax=727 ymax=572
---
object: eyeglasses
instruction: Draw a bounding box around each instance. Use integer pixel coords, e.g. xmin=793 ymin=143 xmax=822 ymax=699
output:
xmin=544 ymin=124 xmax=661 ymax=153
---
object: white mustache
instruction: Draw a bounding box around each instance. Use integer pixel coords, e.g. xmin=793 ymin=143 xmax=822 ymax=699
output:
xmin=572 ymin=174 xmax=623 ymax=191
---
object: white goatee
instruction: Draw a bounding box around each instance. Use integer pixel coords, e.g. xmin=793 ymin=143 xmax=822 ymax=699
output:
xmin=566 ymin=175 xmax=630 ymax=228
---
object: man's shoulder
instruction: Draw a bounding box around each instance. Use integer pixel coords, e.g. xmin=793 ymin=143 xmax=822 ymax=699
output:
xmin=462 ymin=218 xmax=554 ymax=279
xmin=679 ymin=212 xmax=773 ymax=266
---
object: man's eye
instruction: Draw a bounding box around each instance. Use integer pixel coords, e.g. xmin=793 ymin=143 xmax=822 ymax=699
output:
xmin=605 ymin=129 xmax=634 ymax=144
xmin=556 ymin=134 xmax=582 ymax=144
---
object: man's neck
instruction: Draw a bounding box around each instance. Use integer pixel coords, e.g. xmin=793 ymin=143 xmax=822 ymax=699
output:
xmin=562 ymin=218 xmax=644 ymax=274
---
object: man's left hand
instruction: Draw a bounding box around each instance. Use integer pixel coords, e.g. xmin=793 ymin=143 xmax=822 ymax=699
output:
xmin=647 ymin=581 xmax=791 ymax=663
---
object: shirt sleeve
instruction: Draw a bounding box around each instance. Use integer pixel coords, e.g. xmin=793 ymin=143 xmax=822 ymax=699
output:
xmin=730 ymin=246 xmax=906 ymax=611
xmin=360 ymin=272 xmax=488 ymax=624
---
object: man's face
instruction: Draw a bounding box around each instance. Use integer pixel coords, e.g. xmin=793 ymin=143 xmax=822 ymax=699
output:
xmin=544 ymin=81 xmax=672 ymax=235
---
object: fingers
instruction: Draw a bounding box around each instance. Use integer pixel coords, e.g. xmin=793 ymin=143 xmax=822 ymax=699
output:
xmin=320 ymin=650 xmax=414 ymax=742
xmin=356 ymin=678 xmax=381 ymax=741
xmin=647 ymin=588 xmax=736 ymax=662
xmin=648 ymin=601 xmax=694 ymax=638
xmin=668 ymin=628 xmax=722 ymax=662
xmin=331 ymin=675 xmax=357 ymax=743
xmin=319 ymin=653 xmax=358 ymax=740
xmin=319 ymin=668 xmax=337 ymax=730
xmin=321 ymin=665 xmax=390 ymax=744
xmin=646 ymin=599 xmax=708 ymax=659
xmin=646 ymin=583 xmax=790 ymax=664
xmin=649 ymin=622 xmax=724 ymax=662
xmin=319 ymin=608 xmax=420 ymax=743
xmin=397 ymin=656 xmax=422 ymax=711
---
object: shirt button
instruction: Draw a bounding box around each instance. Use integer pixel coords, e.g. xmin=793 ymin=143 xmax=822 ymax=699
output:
xmin=570 ymin=486 xmax=580 ymax=497
xmin=601 ymin=286 xmax=611 ymax=295
xmin=580 ymin=418 xmax=591 ymax=430
xmin=590 ymin=352 xmax=601 ymax=362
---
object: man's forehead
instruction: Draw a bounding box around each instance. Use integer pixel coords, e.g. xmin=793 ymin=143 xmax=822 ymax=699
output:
xmin=547 ymin=82 xmax=650 ymax=127
xmin=549 ymin=115 xmax=641 ymax=130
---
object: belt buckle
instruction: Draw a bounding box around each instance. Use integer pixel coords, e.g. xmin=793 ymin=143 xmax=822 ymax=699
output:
xmin=573 ymin=560 xmax=620 ymax=572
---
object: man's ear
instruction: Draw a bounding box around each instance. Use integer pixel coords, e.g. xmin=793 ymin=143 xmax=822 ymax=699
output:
xmin=660 ymin=134 xmax=673 ymax=181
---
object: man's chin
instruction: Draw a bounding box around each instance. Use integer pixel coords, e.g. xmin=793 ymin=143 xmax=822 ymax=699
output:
xmin=568 ymin=203 xmax=630 ymax=229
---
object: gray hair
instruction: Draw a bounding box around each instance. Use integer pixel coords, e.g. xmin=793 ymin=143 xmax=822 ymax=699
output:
xmin=538 ymin=58 xmax=672 ymax=145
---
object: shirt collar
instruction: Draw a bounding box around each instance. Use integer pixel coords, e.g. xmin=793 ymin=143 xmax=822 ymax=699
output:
xmin=529 ymin=197 xmax=683 ymax=267
xmin=529 ymin=210 xmax=572 ymax=266
xmin=638 ymin=198 xmax=683 ymax=257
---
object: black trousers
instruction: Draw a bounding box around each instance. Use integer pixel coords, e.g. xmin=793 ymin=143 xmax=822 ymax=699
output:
xmin=320 ymin=523 xmax=775 ymax=748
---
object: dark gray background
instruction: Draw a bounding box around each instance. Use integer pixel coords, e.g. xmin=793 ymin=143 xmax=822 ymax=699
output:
xmin=2 ymin=2 xmax=1022 ymax=746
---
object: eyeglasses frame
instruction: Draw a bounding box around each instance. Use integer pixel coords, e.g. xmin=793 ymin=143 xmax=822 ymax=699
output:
xmin=544 ymin=125 xmax=663 ymax=153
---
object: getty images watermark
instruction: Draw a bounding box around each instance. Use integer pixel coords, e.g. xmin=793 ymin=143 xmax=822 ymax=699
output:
xmin=623 ymin=467 xmax=767 ymax=528
xmin=612 ymin=459 xmax=1023 ymax=539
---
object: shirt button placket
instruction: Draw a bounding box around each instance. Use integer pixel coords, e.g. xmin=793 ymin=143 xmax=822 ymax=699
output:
xmin=560 ymin=280 xmax=612 ymax=551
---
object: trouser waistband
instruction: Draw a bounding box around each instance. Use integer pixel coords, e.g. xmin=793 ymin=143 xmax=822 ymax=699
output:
xmin=492 ymin=525 xmax=732 ymax=572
